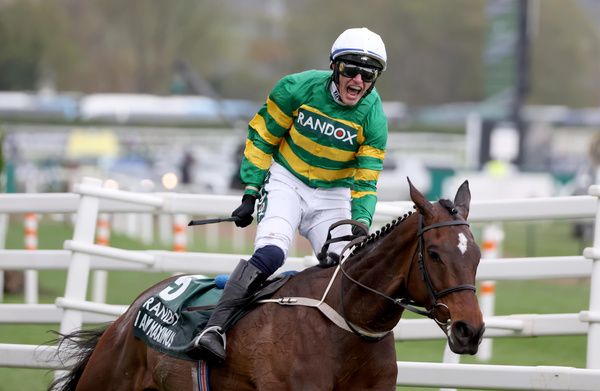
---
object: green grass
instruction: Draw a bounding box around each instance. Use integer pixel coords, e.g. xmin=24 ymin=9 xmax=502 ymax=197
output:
xmin=0 ymin=217 xmax=593 ymax=390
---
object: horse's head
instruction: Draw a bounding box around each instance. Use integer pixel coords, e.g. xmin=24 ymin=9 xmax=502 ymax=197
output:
xmin=406 ymin=178 xmax=485 ymax=354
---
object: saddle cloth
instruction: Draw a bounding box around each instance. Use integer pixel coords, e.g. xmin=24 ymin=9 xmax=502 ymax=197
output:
xmin=133 ymin=273 xmax=292 ymax=361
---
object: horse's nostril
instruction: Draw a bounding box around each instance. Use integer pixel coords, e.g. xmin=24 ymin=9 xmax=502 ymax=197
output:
xmin=449 ymin=320 xmax=485 ymax=355
xmin=452 ymin=320 xmax=475 ymax=342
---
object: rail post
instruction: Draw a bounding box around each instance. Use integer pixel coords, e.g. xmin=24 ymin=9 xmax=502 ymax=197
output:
xmin=0 ymin=213 xmax=7 ymax=302
xmin=477 ymin=223 xmax=504 ymax=361
xmin=91 ymin=213 xmax=111 ymax=303
xmin=23 ymin=212 xmax=38 ymax=304
xmin=59 ymin=177 xmax=102 ymax=335
xmin=584 ymin=184 xmax=600 ymax=368
xmin=440 ymin=345 xmax=460 ymax=391
xmin=173 ymin=214 xmax=187 ymax=252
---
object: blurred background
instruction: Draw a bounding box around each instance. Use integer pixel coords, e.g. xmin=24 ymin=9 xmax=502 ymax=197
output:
xmin=0 ymin=0 xmax=599 ymax=202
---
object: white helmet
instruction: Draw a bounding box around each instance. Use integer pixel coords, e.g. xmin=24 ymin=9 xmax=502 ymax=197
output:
xmin=330 ymin=27 xmax=387 ymax=71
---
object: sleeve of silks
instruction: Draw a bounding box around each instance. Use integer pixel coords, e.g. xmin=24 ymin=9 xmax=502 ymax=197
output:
xmin=351 ymin=104 xmax=388 ymax=227
xmin=239 ymin=75 xmax=297 ymax=197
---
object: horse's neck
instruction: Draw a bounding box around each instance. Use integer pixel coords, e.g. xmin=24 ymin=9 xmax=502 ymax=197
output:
xmin=339 ymin=216 xmax=419 ymax=332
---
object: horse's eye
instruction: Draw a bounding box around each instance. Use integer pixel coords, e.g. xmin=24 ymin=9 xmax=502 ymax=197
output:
xmin=428 ymin=250 xmax=441 ymax=262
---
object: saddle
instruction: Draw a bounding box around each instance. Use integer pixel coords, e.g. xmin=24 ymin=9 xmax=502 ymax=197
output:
xmin=133 ymin=273 xmax=292 ymax=361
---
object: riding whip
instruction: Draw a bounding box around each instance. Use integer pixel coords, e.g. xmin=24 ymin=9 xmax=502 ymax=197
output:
xmin=188 ymin=216 xmax=240 ymax=226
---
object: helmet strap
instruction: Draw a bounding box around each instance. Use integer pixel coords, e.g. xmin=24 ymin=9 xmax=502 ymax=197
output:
xmin=329 ymin=79 xmax=344 ymax=105
xmin=330 ymin=61 xmax=340 ymax=85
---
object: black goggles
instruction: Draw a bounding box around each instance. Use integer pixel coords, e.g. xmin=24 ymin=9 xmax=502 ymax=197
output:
xmin=337 ymin=62 xmax=380 ymax=82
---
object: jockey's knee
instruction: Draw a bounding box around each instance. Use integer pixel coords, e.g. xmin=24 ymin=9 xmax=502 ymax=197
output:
xmin=249 ymin=245 xmax=285 ymax=276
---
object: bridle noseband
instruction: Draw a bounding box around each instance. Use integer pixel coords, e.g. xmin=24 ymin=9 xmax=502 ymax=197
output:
xmin=339 ymin=213 xmax=477 ymax=337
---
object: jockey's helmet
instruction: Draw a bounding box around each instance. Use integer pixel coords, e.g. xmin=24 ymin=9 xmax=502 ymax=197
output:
xmin=330 ymin=27 xmax=387 ymax=71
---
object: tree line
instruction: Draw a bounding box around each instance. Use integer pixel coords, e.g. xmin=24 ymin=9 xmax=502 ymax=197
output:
xmin=0 ymin=0 xmax=599 ymax=108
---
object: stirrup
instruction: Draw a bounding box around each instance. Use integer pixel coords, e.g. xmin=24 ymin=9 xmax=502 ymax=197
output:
xmin=192 ymin=325 xmax=227 ymax=351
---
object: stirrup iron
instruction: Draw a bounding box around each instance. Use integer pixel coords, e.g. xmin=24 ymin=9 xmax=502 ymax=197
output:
xmin=193 ymin=325 xmax=227 ymax=350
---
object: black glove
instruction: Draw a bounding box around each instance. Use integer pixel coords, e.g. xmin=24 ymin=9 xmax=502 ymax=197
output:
xmin=351 ymin=221 xmax=369 ymax=237
xmin=318 ymin=252 xmax=340 ymax=268
xmin=231 ymin=194 xmax=257 ymax=227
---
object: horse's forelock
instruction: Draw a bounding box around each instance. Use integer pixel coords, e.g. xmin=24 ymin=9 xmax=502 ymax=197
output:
xmin=438 ymin=199 xmax=458 ymax=215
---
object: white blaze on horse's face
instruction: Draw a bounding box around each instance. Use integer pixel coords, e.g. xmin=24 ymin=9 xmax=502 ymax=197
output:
xmin=457 ymin=233 xmax=468 ymax=255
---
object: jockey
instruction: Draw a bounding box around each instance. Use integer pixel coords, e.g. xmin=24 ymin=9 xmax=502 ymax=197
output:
xmin=187 ymin=27 xmax=389 ymax=363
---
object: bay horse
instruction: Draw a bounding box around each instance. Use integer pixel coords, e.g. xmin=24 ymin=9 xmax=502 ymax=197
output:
xmin=48 ymin=180 xmax=484 ymax=391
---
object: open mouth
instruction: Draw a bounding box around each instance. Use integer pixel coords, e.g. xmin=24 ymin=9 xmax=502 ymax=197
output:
xmin=346 ymin=85 xmax=362 ymax=98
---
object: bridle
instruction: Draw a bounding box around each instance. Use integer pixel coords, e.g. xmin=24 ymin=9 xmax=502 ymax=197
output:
xmin=339 ymin=213 xmax=476 ymax=339
xmin=412 ymin=214 xmax=476 ymax=322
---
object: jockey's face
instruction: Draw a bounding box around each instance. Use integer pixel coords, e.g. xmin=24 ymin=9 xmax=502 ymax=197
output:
xmin=335 ymin=62 xmax=378 ymax=106
xmin=338 ymin=73 xmax=371 ymax=106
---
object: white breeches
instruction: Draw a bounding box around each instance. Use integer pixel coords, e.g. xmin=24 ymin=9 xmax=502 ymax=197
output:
xmin=255 ymin=162 xmax=352 ymax=258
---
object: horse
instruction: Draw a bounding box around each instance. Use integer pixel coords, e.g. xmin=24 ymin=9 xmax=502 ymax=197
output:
xmin=48 ymin=179 xmax=484 ymax=391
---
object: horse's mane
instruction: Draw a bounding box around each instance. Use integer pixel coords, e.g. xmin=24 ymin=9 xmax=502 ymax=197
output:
xmin=349 ymin=209 xmax=413 ymax=258
xmin=349 ymin=198 xmax=457 ymax=258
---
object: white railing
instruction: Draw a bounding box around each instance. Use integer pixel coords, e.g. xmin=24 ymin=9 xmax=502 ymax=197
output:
xmin=0 ymin=178 xmax=599 ymax=390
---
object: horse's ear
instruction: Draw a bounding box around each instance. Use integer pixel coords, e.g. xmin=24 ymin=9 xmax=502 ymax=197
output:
xmin=453 ymin=180 xmax=471 ymax=219
xmin=408 ymin=177 xmax=434 ymax=218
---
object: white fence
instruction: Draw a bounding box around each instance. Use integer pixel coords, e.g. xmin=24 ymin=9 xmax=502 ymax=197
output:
xmin=0 ymin=177 xmax=600 ymax=390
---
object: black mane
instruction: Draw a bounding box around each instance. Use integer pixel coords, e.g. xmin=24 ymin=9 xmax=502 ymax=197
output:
xmin=349 ymin=209 xmax=414 ymax=257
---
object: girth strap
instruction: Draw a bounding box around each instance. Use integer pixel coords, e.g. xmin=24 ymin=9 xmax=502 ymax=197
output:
xmin=258 ymin=296 xmax=390 ymax=340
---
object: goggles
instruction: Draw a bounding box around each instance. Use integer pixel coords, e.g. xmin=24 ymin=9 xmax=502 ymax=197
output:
xmin=337 ymin=62 xmax=380 ymax=82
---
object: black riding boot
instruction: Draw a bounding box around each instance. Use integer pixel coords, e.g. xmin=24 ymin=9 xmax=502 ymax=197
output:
xmin=187 ymin=259 xmax=267 ymax=362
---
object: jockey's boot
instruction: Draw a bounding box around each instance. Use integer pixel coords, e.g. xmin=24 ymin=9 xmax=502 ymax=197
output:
xmin=188 ymin=259 xmax=267 ymax=362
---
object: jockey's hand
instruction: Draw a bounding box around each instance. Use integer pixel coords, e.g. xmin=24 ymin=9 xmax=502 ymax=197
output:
xmin=351 ymin=221 xmax=369 ymax=237
xmin=231 ymin=194 xmax=257 ymax=227
xmin=318 ymin=252 xmax=339 ymax=268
